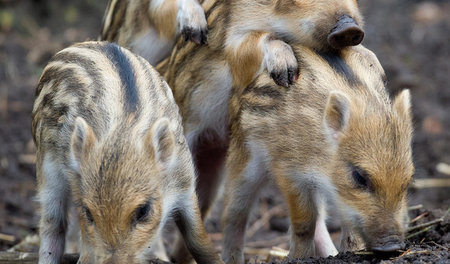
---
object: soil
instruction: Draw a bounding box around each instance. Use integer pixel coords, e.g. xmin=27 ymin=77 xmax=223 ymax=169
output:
xmin=0 ymin=0 xmax=449 ymax=263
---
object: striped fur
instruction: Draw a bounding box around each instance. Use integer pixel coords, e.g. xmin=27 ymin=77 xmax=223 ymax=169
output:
xmin=32 ymin=41 xmax=222 ymax=264
xmin=221 ymin=45 xmax=414 ymax=262
xmin=161 ymin=0 xmax=363 ymax=86
xmin=100 ymin=0 xmax=207 ymax=65
xmin=102 ymin=0 xmax=363 ymax=87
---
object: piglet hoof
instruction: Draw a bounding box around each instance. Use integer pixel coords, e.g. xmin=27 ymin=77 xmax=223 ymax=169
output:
xmin=266 ymin=40 xmax=299 ymax=88
xmin=178 ymin=0 xmax=207 ymax=45
xmin=270 ymin=67 xmax=298 ymax=88
xmin=182 ymin=27 xmax=208 ymax=45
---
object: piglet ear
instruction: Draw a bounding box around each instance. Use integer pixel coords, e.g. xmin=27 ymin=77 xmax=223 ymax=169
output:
xmin=147 ymin=118 xmax=177 ymax=171
xmin=393 ymin=89 xmax=412 ymax=121
xmin=69 ymin=117 xmax=96 ymax=172
xmin=323 ymin=91 xmax=350 ymax=139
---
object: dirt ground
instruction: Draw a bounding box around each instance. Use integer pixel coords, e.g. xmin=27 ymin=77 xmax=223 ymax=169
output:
xmin=0 ymin=0 xmax=449 ymax=263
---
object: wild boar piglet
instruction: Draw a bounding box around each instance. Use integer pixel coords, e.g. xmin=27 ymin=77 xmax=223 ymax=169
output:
xmin=218 ymin=0 xmax=365 ymax=87
xmin=221 ymin=45 xmax=414 ymax=263
xmin=157 ymin=0 xmax=365 ymax=232
xmin=32 ymin=41 xmax=222 ymax=264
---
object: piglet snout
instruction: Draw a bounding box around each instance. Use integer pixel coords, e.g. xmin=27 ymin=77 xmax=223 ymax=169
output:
xmin=371 ymin=236 xmax=405 ymax=253
xmin=328 ymin=15 xmax=364 ymax=49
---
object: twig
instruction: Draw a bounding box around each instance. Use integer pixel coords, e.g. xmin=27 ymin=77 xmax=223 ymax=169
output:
xmin=246 ymin=204 xmax=285 ymax=239
xmin=410 ymin=178 xmax=450 ymax=189
xmin=394 ymin=249 xmax=432 ymax=259
xmin=406 ymin=226 xmax=432 ymax=239
xmin=442 ymin=206 xmax=450 ymax=219
xmin=244 ymin=246 xmax=289 ymax=262
xmin=396 ymin=248 xmax=411 ymax=258
xmin=354 ymin=250 xmax=374 ymax=255
xmin=409 ymin=212 xmax=428 ymax=224
xmin=407 ymin=219 xmax=442 ymax=233
xmin=408 ymin=204 xmax=423 ymax=211
xmin=267 ymin=247 xmax=289 ymax=260
xmin=246 ymin=235 xmax=290 ymax=248
xmin=0 ymin=233 xmax=15 ymax=242
xmin=18 ymin=154 xmax=36 ymax=165
xmin=436 ymin=163 xmax=450 ymax=176
xmin=407 ymin=207 xmax=449 ymax=233
xmin=427 ymin=241 xmax=448 ymax=250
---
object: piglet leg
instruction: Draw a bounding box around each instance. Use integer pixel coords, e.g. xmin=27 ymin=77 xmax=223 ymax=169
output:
xmin=173 ymin=194 xmax=223 ymax=264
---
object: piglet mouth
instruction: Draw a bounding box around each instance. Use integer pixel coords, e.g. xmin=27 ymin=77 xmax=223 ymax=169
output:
xmin=371 ymin=236 xmax=405 ymax=252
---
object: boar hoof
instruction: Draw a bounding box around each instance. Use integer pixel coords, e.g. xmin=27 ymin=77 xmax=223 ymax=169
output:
xmin=328 ymin=15 xmax=364 ymax=49
xmin=182 ymin=27 xmax=208 ymax=45
xmin=270 ymin=67 xmax=298 ymax=88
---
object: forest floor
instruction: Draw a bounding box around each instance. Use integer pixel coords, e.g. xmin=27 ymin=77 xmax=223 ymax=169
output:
xmin=0 ymin=0 xmax=449 ymax=263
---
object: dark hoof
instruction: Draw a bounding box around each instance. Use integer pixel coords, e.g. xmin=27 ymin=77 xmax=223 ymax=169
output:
xmin=328 ymin=15 xmax=364 ymax=49
xmin=181 ymin=27 xmax=207 ymax=45
xmin=271 ymin=67 xmax=299 ymax=87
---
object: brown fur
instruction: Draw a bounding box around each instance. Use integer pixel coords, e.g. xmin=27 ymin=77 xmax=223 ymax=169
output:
xmin=220 ymin=45 xmax=413 ymax=262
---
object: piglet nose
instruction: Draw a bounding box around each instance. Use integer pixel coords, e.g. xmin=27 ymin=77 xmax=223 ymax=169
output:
xmin=328 ymin=15 xmax=364 ymax=49
xmin=371 ymin=240 xmax=405 ymax=252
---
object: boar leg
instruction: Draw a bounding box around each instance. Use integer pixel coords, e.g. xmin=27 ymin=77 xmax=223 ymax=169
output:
xmin=221 ymin=145 xmax=269 ymax=264
xmin=276 ymin=175 xmax=319 ymax=258
xmin=37 ymin=156 xmax=69 ymax=264
xmin=285 ymin=197 xmax=316 ymax=257
xmin=172 ymin=194 xmax=223 ymax=264
xmin=177 ymin=0 xmax=208 ymax=44
xmin=65 ymin=201 xmax=80 ymax=254
xmin=172 ymin=133 xmax=227 ymax=263
xmin=148 ymin=233 xmax=169 ymax=261
xmin=226 ymin=32 xmax=298 ymax=88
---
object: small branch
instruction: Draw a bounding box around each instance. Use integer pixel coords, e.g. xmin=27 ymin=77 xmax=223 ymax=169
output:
xmin=436 ymin=163 xmax=450 ymax=176
xmin=409 ymin=212 xmax=428 ymax=224
xmin=246 ymin=204 xmax=285 ymax=239
xmin=396 ymin=248 xmax=411 ymax=259
xmin=406 ymin=226 xmax=432 ymax=239
xmin=244 ymin=246 xmax=288 ymax=262
xmin=408 ymin=204 xmax=423 ymax=211
xmin=354 ymin=251 xmax=374 ymax=255
xmin=407 ymin=219 xmax=442 ymax=233
xmin=427 ymin=241 xmax=448 ymax=250
xmin=18 ymin=154 xmax=36 ymax=165
xmin=0 ymin=233 xmax=15 ymax=243
xmin=407 ymin=206 xmax=449 ymax=233
xmin=246 ymin=235 xmax=290 ymax=248
xmin=410 ymin=178 xmax=450 ymax=189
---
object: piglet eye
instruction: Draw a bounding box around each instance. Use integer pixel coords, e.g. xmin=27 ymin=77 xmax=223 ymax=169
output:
xmin=134 ymin=202 xmax=151 ymax=223
xmin=83 ymin=206 xmax=94 ymax=224
xmin=352 ymin=166 xmax=371 ymax=189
